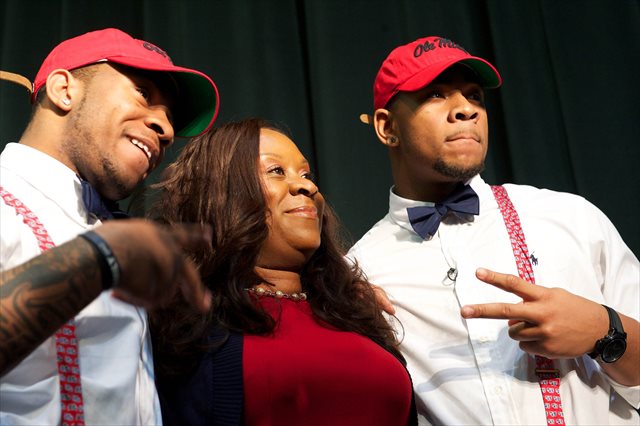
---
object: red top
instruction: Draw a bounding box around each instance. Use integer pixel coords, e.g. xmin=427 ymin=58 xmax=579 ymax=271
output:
xmin=243 ymin=298 xmax=412 ymax=425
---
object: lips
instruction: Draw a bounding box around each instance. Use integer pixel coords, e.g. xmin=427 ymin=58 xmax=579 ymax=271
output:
xmin=129 ymin=137 xmax=159 ymax=170
xmin=286 ymin=205 xmax=318 ymax=218
xmin=446 ymin=131 xmax=480 ymax=142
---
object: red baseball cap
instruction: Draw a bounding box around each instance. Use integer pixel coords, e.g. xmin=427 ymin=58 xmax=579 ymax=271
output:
xmin=32 ymin=28 xmax=219 ymax=138
xmin=363 ymin=36 xmax=501 ymax=122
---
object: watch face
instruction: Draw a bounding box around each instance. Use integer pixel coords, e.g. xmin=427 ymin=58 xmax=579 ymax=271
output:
xmin=602 ymin=338 xmax=627 ymax=363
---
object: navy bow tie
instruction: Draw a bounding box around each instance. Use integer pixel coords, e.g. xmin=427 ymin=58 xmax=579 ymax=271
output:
xmin=406 ymin=184 xmax=479 ymax=239
xmin=80 ymin=178 xmax=128 ymax=220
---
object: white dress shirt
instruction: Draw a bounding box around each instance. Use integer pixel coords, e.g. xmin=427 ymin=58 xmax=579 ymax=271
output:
xmin=348 ymin=175 xmax=640 ymax=425
xmin=0 ymin=143 xmax=162 ymax=425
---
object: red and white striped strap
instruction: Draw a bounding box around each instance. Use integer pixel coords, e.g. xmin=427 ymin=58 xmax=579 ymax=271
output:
xmin=491 ymin=185 xmax=564 ymax=425
xmin=0 ymin=186 xmax=85 ymax=426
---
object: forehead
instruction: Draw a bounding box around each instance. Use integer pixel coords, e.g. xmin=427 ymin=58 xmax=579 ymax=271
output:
xmin=388 ymin=64 xmax=483 ymax=110
xmin=259 ymin=128 xmax=307 ymax=161
xmin=109 ymin=64 xmax=178 ymax=107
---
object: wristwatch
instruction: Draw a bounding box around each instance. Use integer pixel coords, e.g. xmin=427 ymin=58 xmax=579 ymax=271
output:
xmin=588 ymin=305 xmax=627 ymax=363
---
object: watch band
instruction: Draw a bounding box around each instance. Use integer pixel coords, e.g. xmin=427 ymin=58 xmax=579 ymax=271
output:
xmin=604 ymin=305 xmax=624 ymax=334
xmin=588 ymin=304 xmax=627 ymax=362
xmin=79 ymin=230 xmax=120 ymax=290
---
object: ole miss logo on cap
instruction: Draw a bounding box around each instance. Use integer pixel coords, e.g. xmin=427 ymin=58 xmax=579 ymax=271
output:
xmin=412 ymin=37 xmax=468 ymax=58
xmin=142 ymin=41 xmax=172 ymax=62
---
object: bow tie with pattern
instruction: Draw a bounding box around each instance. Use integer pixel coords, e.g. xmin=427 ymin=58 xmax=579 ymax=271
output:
xmin=406 ymin=184 xmax=479 ymax=239
xmin=80 ymin=178 xmax=128 ymax=220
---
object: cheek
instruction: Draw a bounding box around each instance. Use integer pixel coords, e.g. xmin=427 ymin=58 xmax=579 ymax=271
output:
xmin=400 ymin=118 xmax=441 ymax=150
xmin=402 ymin=132 xmax=440 ymax=166
xmin=264 ymin=210 xmax=280 ymax=241
xmin=262 ymin=183 xmax=281 ymax=211
xmin=262 ymin=217 xmax=283 ymax=251
xmin=264 ymin=211 xmax=276 ymax=237
xmin=114 ymin=141 xmax=150 ymax=177
xmin=315 ymin=196 xmax=326 ymax=227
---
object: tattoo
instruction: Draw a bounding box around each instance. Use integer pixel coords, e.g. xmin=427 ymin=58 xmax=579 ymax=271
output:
xmin=0 ymin=237 xmax=103 ymax=376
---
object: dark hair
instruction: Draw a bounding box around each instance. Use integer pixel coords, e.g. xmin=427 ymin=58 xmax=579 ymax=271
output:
xmin=150 ymin=118 xmax=402 ymax=375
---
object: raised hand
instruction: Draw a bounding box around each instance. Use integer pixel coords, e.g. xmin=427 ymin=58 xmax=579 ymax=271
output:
xmin=372 ymin=284 xmax=396 ymax=315
xmin=460 ymin=267 xmax=608 ymax=359
xmin=94 ymin=220 xmax=212 ymax=312
xmin=460 ymin=267 xmax=640 ymax=386
xmin=1 ymin=219 xmax=212 ymax=376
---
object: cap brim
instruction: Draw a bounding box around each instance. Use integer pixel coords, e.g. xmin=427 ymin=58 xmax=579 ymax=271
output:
xmin=459 ymin=57 xmax=502 ymax=89
xmin=399 ymin=55 xmax=502 ymax=94
xmin=0 ymin=71 xmax=34 ymax=94
xmin=361 ymin=55 xmax=502 ymax=125
xmin=359 ymin=114 xmax=373 ymax=125
xmin=108 ymin=58 xmax=219 ymax=138
xmin=169 ymin=70 xmax=219 ymax=138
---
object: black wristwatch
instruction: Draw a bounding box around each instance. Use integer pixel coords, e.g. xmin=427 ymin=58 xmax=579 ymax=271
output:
xmin=588 ymin=305 xmax=627 ymax=363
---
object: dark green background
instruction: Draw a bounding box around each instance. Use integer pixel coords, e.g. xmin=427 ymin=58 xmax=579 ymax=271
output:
xmin=1 ymin=0 xmax=638 ymax=256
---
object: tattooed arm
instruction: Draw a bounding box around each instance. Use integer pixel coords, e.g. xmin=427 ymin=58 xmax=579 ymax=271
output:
xmin=0 ymin=219 xmax=212 ymax=377
xmin=0 ymin=237 xmax=102 ymax=376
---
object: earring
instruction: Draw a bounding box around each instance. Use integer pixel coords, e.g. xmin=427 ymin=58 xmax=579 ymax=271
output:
xmin=388 ymin=136 xmax=398 ymax=145
xmin=61 ymin=98 xmax=71 ymax=106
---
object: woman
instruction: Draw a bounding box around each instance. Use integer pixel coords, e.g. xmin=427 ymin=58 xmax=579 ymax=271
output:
xmin=150 ymin=119 xmax=416 ymax=425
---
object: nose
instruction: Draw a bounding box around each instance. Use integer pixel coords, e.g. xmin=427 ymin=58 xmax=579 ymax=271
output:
xmin=290 ymin=175 xmax=319 ymax=198
xmin=448 ymin=92 xmax=479 ymax=122
xmin=145 ymin=107 xmax=175 ymax=148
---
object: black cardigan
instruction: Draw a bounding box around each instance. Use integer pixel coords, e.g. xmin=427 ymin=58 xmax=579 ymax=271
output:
xmin=156 ymin=329 xmax=418 ymax=426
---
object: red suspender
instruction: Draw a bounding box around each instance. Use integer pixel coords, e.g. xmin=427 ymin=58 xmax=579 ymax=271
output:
xmin=491 ymin=185 xmax=565 ymax=425
xmin=1 ymin=186 xmax=86 ymax=426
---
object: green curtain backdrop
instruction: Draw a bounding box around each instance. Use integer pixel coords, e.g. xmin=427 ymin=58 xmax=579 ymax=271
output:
xmin=1 ymin=0 xmax=638 ymax=256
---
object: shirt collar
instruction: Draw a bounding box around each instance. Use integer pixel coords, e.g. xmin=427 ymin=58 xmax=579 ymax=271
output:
xmin=388 ymin=175 xmax=488 ymax=234
xmin=1 ymin=143 xmax=90 ymax=223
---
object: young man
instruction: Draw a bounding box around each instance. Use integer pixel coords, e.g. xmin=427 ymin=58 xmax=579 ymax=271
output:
xmin=0 ymin=28 xmax=219 ymax=425
xmin=349 ymin=36 xmax=639 ymax=425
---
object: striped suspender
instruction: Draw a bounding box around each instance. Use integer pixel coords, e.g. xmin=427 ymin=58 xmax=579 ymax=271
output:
xmin=491 ymin=185 xmax=565 ymax=425
xmin=1 ymin=186 xmax=86 ymax=426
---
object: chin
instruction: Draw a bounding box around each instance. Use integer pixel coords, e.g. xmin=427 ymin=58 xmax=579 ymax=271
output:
xmin=301 ymin=244 xmax=321 ymax=261
xmin=98 ymin=161 xmax=145 ymax=200
xmin=434 ymin=159 xmax=485 ymax=181
xmin=104 ymin=179 xmax=139 ymax=201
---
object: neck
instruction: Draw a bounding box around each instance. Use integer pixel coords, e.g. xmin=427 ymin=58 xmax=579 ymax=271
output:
xmin=20 ymin=111 xmax=75 ymax=173
xmin=254 ymin=267 xmax=303 ymax=293
xmin=393 ymin=180 xmax=463 ymax=203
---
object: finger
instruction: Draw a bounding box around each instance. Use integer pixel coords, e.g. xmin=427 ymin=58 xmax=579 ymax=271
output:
xmin=476 ymin=268 xmax=543 ymax=301
xmin=507 ymin=321 xmax=540 ymax=341
xmin=110 ymin=290 xmax=153 ymax=311
xmin=460 ymin=302 xmax=533 ymax=321
xmin=518 ymin=341 xmax=545 ymax=357
xmin=177 ymin=258 xmax=211 ymax=313
xmin=373 ymin=286 xmax=396 ymax=315
xmin=168 ymin=223 xmax=213 ymax=251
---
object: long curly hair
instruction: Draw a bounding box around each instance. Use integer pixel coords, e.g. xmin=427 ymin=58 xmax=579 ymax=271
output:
xmin=150 ymin=118 xmax=401 ymax=375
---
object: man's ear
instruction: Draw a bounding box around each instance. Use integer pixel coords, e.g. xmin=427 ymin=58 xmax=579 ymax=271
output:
xmin=44 ymin=69 xmax=77 ymax=112
xmin=373 ymin=108 xmax=399 ymax=147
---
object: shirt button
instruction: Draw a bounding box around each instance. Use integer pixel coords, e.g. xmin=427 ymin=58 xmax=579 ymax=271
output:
xmin=494 ymin=386 xmax=503 ymax=395
xmin=479 ymin=336 xmax=489 ymax=343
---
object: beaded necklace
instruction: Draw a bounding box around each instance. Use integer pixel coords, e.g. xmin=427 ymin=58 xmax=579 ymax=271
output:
xmin=245 ymin=286 xmax=307 ymax=301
